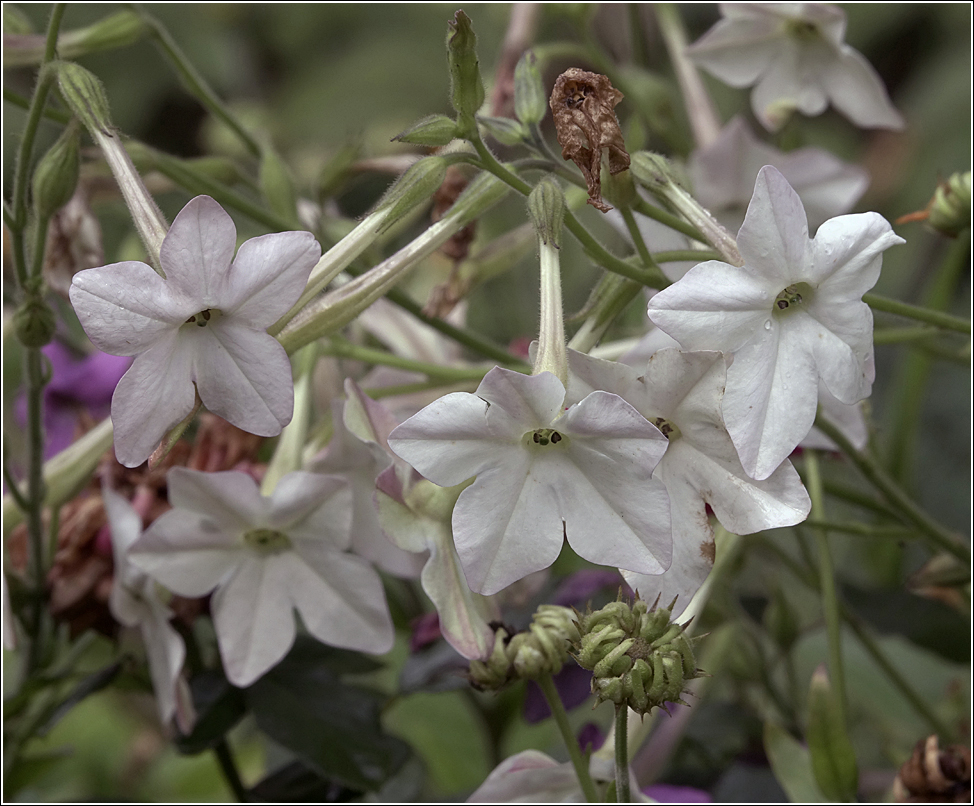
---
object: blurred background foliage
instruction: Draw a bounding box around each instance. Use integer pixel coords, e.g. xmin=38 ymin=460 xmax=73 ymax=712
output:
xmin=3 ymin=3 xmax=970 ymax=802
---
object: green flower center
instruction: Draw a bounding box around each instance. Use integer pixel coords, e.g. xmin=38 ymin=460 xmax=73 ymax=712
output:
xmin=525 ymin=428 xmax=566 ymax=448
xmin=184 ymin=308 xmax=222 ymax=328
xmin=243 ymin=528 xmax=292 ymax=554
xmin=785 ymin=19 xmax=820 ymax=42
xmin=652 ymin=417 xmax=681 ymax=440
xmin=774 ymin=283 xmax=812 ymax=314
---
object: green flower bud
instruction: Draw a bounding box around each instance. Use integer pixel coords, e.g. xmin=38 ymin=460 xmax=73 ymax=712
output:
xmin=477 ymin=116 xmax=528 ymax=146
xmin=528 ymin=176 xmax=566 ymax=248
xmin=574 ymin=595 xmax=700 ymax=716
xmin=375 ymin=155 xmax=449 ymax=232
xmin=514 ymin=50 xmax=546 ymax=126
xmin=259 ymin=144 xmax=299 ymax=224
xmin=631 ymin=151 xmax=743 ymax=267
xmin=14 ymin=291 xmax=56 ymax=349
xmin=3 ymin=5 xmax=33 ymax=35
xmin=55 ymin=60 xmax=113 ymax=135
xmin=32 ymin=119 xmax=81 ymax=220
xmin=393 ymin=114 xmax=461 ymax=147
xmin=928 ymin=171 xmax=971 ymax=238
xmin=446 ymin=10 xmax=485 ymax=137
xmin=61 ymin=10 xmax=146 ymax=58
xmin=469 ymin=626 xmax=514 ymax=690
xmin=764 ymin=588 xmax=801 ymax=650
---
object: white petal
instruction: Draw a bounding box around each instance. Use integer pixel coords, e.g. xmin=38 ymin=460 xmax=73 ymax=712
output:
xmin=69 ymin=262 xmax=190 ymax=356
xmin=807 ymin=212 xmax=903 ymax=294
xmin=159 ymin=196 xmax=236 ymax=305
xmin=266 ymin=471 xmax=350 ymax=544
xmin=737 ymin=166 xmax=810 ymax=284
xmin=194 ymin=322 xmax=294 ymax=436
xmin=211 ymin=555 xmax=297 ymax=687
xmin=792 ymin=309 xmax=872 ymax=405
xmin=222 ymin=231 xmax=320 ymax=328
xmin=825 ymin=48 xmax=905 ymax=130
xmin=750 ymin=39 xmax=829 ymax=128
xmin=477 ymin=368 xmax=567 ymax=429
xmin=140 ymin=603 xmax=187 ymax=726
xmin=686 ymin=17 xmax=785 ymax=87
xmin=110 ymin=332 xmax=197 ymax=467
xmin=167 ymin=467 xmax=261 ymax=530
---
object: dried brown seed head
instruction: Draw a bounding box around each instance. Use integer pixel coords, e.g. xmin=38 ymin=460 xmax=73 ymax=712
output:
xmin=549 ymin=68 xmax=630 ymax=213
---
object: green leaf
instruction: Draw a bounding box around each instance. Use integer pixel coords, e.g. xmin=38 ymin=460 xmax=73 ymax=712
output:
xmin=36 ymin=661 xmax=122 ymax=737
xmin=763 ymin=721 xmax=827 ymax=803
xmin=249 ymin=759 xmax=357 ymax=802
xmin=245 ymin=639 xmax=409 ymax=792
xmin=175 ymin=670 xmax=247 ymax=755
xmin=806 ymin=665 xmax=858 ymax=802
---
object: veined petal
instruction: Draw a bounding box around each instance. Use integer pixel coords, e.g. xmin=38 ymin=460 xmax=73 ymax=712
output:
xmin=159 ymin=196 xmax=236 ymax=305
xmin=266 ymin=471 xmax=350 ymax=546
xmin=69 ymin=262 xmax=190 ymax=356
xmin=791 ymin=309 xmax=871 ymax=405
xmin=477 ymin=368 xmax=567 ymax=430
xmin=223 ymin=231 xmax=320 ymax=328
xmin=167 ymin=467 xmax=262 ymax=530
xmin=211 ymin=555 xmax=297 ymax=687
xmin=807 ymin=212 xmax=904 ymax=292
xmin=140 ymin=603 xmax=187 ymax=727
xmin=110 ymin=332 xmax=197 ymax=467
xmin=737 ymin=166 xmax=810 ymax=284
xmin=686 ymin=17 xmax=785 ymax=86
xmin=825 ymin=48 xmax=905 ymax=130
xmin=194 ymin=322 xmax=295 ymax=436
xmin=647 ymin=260 xmax=773 ymax=353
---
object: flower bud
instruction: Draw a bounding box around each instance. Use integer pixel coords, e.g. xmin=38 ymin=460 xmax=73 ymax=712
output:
xmin=528 ymin=175 xmax=566 ymax=248
xmin=32 ymin=120 xmax=81 ymax=220
xmin=447 ymin=10 xmax=485 ymax=137
xmin=259 ymin=144 xmax=299 ymax=224
xmin=55 ymin=60 xmax=112 ymax=135
xmin=928 ymin=171 xmax=971 ymax=238
xmin=14 ymin=289 xmax=56 ymax=348
xmin=3 ymin=5 xmax=33 ymax=35
xmin=514 ymin=50 xmax=546 ymax=126
xmin=631 ymin=151 xmax=743 ymax=266
xmin=393 ymin=114 xmax=461 ymax=147
xmin=61 ymin=10 xmax=146 ymax=59
xmin=375 ymin=155 xmax=449 ymax=232
xmin=469 ymin=625 xmax=515 ymax=690
xmin=477 ymin=116 xmax=528 ymax=146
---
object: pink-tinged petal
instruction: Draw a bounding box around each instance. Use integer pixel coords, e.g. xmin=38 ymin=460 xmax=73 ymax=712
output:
xmin=69 ymin=262 xmax=190 ymax=356
xmin=288 ymin=549 xmax=394 ymax=656
xmin=807 ymin=212 xmax=903 ymax=293
xmin=110 ymin=332 xmax=197 ymax=467
xmin=467 ymin=750 xmax=575 ymax=803
xmin=167 ymin=467 xmax=262 ymax=530
xmin=647 ymin=261 xmax=773 ymax=353
xmin=723 ymin=320 xmax=818 ymax=480
xmin=737 ymin=166 xmax=810 ymax=284
xmin=825 ymin=48 xmax=905 ymax=130
xmin=194 ymin=322 xmax=294 ymax=436
xmin=343 ymin=379 xmax=401 ymax=453
xmin=222 ymin=231 xmax=320 ymax=327
xmin=211 ymin=555 xmax=297 ymax=686
xmin=159 ymin=196 xmax=236 ymax=305
xmin=129 ymin=508 xmax=241 ymax=596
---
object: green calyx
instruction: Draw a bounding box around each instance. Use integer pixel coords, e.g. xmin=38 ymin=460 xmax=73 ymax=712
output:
xmin=243 ymin=527 xmax=292 ymax=554
xmin=446 ymin=10 xmax=485 ymax=137
xmin=573 ymin=596 xmax=700 ymax=715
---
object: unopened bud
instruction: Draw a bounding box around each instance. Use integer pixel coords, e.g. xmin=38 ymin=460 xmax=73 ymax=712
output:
xmin=15 ymin=288 xmax=56 ymax=348
xmin=447 ymin=10 xmax=485 ymax=137
xmin=259 ymin=144 xmax=298 ymax=224
xmin=477 ymin=116 xmax=527 ymax=146
xmin=514 ymin=50 xmax=546 ymax=126
xmin=528 ymin=176 xmax=566 ymax=248
xmin=62 ymin=10 xmax=146 ymax=58
xmin=32 ymin=120 xmax=81 ymax=220
xmin=928 ymin=171 xmax=971 ymax=238
xmin=3 ymin=5 xmax=33 ymax=35
xmin=631 ymin=151 xmax=743 ymax=266
xmin=376 ymin=156 xmax=449 ymax=231
xmin=55 ymin=60 xmax=112 ymax=135
xmin=393 ymin=114 xmax=461 ymax=147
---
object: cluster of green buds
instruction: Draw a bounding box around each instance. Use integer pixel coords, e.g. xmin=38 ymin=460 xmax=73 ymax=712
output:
xmin=573 ymin=596 xmax=700 ymax=716
xmin=469 ymin=605 xmax=580 ymax=690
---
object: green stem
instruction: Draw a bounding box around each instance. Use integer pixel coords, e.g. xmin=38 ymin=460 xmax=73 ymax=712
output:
xmin=803 ymin=450 xmax=847 ymax=725
xmin=537 ymin=673 xmax=599 ymax=803
xmin=802 ymin=519 xmax=914 ymax=539
xmin=864 ymin=292 xmax=970 ymax=334
xmin=632 ymin=196 xmax=707 ymax=245
xmin=653 ymin=249 xmax=720 ymax=264
xmin=319 ymin=339 xmax=491 ymax=382
xmin=614 ymin=704 xmax=630 ymax=802
xmin=821 ymin=478 xmax=896 ymax=518
xmin=814 ymin=416 xmax=969 ymax=564
xmin=213 ymin=738 xmax=250 ymax=802
xmin=3 ymin=87 xmax=72 ymax=124
xmin=620 ymin=205 xmax=654 ymax=270
xmin=140 ymin=8 xmax=261 ymax=158
xmin=873 ymin=326 xmax=941 ymax=345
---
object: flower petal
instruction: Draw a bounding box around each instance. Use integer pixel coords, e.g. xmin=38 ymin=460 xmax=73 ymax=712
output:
xmin=159 ymin=196 xmax=237 ymax=305
xmin=167 ymin=467 xmax=262 ymax=530
xmin=737 ymin=166 xmax=810 ymax=284
xmin=807 ymin=212 xmax=903 ymax=294
xmin=110 ymin=332 xmax=197 ymax=467
xmin=69 ymin=262 xmax=190 ymax=356
xmin=194 ymin=322 xmax=295 ymax=436
xmin=140 ymin=602 xmax=187 ymax=726
xmin=825 ymin=48 xmax=905 ymax=130
xmin=266 ymin=471 xmax=350 ymax=546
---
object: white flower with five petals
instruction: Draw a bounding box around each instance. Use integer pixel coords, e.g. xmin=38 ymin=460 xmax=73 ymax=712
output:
xmin=128 ymin=468 xmax=393 ymax=687
xmin=388 ymin=367 xmax=672 ymax=596
xmin=648 ymin=166 xmax=904 ymax=480
xmin=69 ymin=196 xmax=320 ymax=467
xmin=686 ymin=3 xmax=904 ymax=131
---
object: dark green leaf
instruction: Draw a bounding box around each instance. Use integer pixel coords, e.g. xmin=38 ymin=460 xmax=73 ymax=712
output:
xmin=36 ymin=661 xmax=122 ymax=737
xmin=175 ymin=670 xmax=246 ymax=755
xmin=249 ymin=759 xmax=358 ymax=803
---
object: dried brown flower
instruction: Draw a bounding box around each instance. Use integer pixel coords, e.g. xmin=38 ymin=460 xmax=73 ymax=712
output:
xmin=893 ymin=735 xmax=971 ymax=803
xmin=549 ymin=68 xmax=630 ymax=213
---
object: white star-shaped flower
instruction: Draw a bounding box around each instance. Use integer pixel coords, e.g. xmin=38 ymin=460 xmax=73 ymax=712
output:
xmin=686 ymin=3 xmax=905 ymax=131
xmin=648 ymin=166 xmax=904 ymax=480
xmin=569 ymin=348 xmax=810 ymax=612
xmin=103 ymin=488 xmax=194 ymax=731
xmin=128 ymin=468 xmax=393 ymax=687
xmin=69 ymin=196 xmax=320 ymax=467
xmin=387 ymin=367 xmax=672 ymax=596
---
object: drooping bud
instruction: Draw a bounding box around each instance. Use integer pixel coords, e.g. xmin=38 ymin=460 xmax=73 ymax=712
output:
xmin=514 ymin=50 xmax=546 ymax=126
xmin=550 ymin=68 xmax=630 ymax=213
xmin=32 ymin=119 xmax=81 ymax=220
xmin=447 ymin=10 xmax=485 ymax=138
xmin=573 ymin=595 xmax=701 ymax=716
xmin=927 ymin=171 xmax=971 ymax=238
xmin=54 ymin=60 xmax=113 ymax=136
xmin=527 ymin=175 xmax=566 ymax=248
xmin=259 ymin=143 xmax=299 ymax=224
xmin=630 ymin=151 xmax=743 ymax=266
xmin=477 ymin=116 xmax=528 ymax=146
xmin=393 ymin=114 xmax=461 ymax=147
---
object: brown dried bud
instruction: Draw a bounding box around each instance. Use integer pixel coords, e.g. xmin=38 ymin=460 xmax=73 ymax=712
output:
xmin=432 ymin=165 xmax=476 ymax=263
xmin=893 ymin=735 xmax=971 ymax=803
xmin=549 ymin=68 xmax=630 ymax=213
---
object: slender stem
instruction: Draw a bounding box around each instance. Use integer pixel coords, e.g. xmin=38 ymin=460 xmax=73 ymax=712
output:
xmin=3 ymin=86 xmax=72 ymax=124
xmin=213 ymin=738 xmax=250 ymax=802
xmin=619 ymin=206 xmax=653 ymax=269
xmin=803 ymin=450 xmax=847 ymax=725
xmin=873 ymin=326 xmax=941 ymax=345
xmin=632 ymin=196 xmax=706 ymax=245
xmin=864 ymin=292 xmax=970 ymax=334
xmin=821 ymin=478 xmax=896 ymax=518
xmin=802 ymin=519 xmax=914 ymax=539
xmin=319 ymin=339 xmax=491 ymax=382
xmin=140 ymin=8 xmax=261 ymax=158
xmin=614 ymin=704 xmax=630 ymax=802
xmin=537 ymin=673 xmax=599 ymax=803
xmin=653 ymin=249 xmax=720 ymax=264
xmin=814 ymin=416 xmax=969 ymax=563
